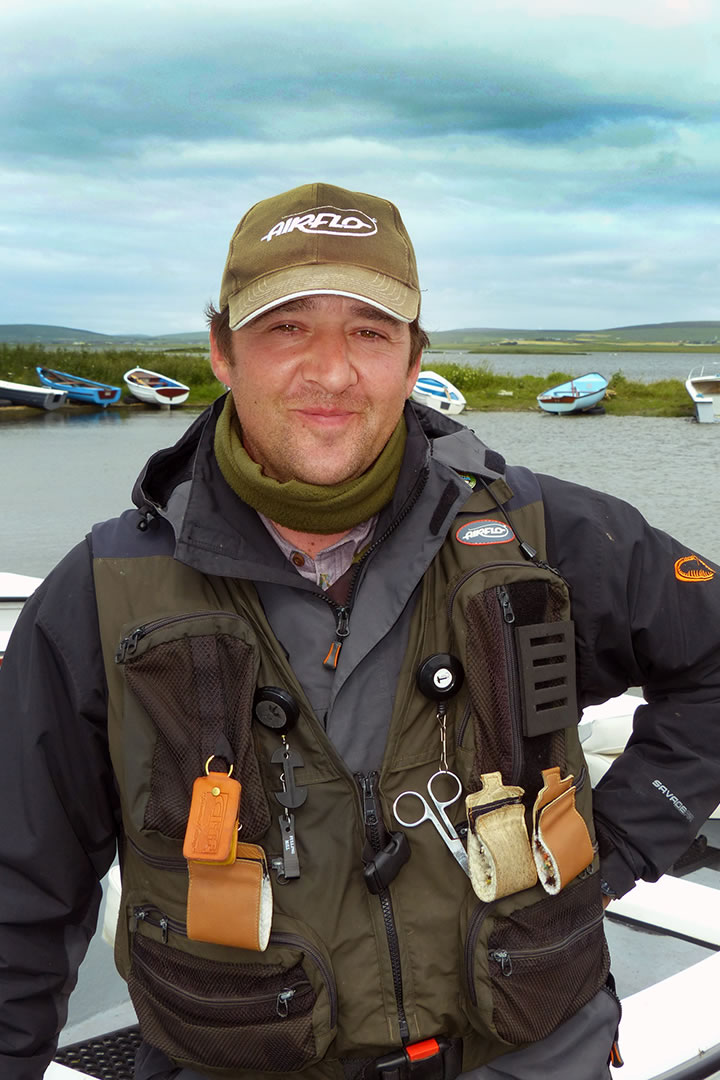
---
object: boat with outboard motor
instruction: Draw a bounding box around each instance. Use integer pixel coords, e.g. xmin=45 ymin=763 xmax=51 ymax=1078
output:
xmin=537 ymin=371 xmax=609 ymax=415
xmin=685 ymin=363 xmax=720 ymax=424
xmin=411 ymin=370 xmax=466 ymax=415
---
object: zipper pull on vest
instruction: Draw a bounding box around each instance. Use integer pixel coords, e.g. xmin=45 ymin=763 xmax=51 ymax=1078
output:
xmin=323 ymin=606 xmax=350 ymax=669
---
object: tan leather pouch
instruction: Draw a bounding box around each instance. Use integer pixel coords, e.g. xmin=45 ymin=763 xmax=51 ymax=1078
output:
xmin=532 ymin=767 xmax=594 ymax=895
xmin=183 ymin=771 xmax=242 ymax=865
xmin=187 ymin=843 xmax=273 ymax=951
xmin=465 ymin=771 xmax=537 ymax=902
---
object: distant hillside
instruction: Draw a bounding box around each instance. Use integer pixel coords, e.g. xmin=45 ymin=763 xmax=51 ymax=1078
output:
xmin=1 ymin=321 xmax=718 ymax=348
xmin=0 ymin=324 xmax=207 ymax=346
xmin=428 ymin=321 xmax=720 ymax=347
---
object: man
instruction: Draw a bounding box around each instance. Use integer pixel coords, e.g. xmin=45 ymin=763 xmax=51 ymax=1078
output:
xmin=1 ymin=182 xmax=719 ymax=1080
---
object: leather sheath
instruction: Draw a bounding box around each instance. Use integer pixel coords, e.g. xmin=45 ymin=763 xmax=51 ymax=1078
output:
xmin=465 ymin=771 xmax=537 ymax=902
xmin=187 ymin=842 xmax=273 ymax=951
xmin=532 ymin=767 xmax=594 ymax=894
xmin=183 ymin=771 xmax=241 ymax=865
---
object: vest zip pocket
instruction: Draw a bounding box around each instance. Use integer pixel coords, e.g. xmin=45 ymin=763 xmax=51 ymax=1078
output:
xmin=482 ymin=874 xmax=609 ymax=1046
xmin=489 ymin=910 xmax=604 ymax=976
xmin=128 ymin=907 xmax=338 ymax=1072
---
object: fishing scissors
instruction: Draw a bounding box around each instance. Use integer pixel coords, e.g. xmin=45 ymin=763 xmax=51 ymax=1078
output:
xmin=392 ymin=770 xmax=470 ymax=876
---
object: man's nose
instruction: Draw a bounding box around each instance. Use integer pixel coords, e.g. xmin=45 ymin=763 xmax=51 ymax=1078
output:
xmin=300 ymin=330 xmax=358 ymax=393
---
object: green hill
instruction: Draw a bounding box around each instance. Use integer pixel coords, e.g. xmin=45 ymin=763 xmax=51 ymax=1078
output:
xmin=1 ymin=321 xmax=718 ymax=349
xmin=0 ymin=324 xmax=207 ymax=346
xmin=427 ymin=321 xmax=720 ymax=347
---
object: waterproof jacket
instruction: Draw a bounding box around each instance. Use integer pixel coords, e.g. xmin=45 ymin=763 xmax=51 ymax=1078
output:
xmin=1 ymin=398 xmax=719 ymax=1079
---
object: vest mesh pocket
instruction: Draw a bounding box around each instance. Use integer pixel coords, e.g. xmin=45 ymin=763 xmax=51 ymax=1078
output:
xmin=124 ymin=631 xmax=271 ymax=841
xmin=128 ymin=934 xmax=318 ymax=1072
xmin=487 ymin=874 xmax=609 ymax=1044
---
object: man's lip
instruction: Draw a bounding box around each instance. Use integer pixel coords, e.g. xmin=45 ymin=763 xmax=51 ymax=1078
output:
xmin=292 ymin=406 xmax=357 ymax=418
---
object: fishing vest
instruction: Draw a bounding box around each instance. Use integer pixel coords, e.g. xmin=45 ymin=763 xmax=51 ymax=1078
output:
xmin=93 ymin=476 xmax=608 ymax=1080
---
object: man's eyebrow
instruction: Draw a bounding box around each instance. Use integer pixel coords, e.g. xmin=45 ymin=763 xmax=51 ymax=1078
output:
xmin=346 ymin=302 xmax=402 ymax=327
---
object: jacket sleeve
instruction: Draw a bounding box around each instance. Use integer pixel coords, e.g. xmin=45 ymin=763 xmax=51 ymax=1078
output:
xmin=0 ymin=540 xmax=118 ymax=1079
xmin=539 ymin=473 xmax=720 ymax=899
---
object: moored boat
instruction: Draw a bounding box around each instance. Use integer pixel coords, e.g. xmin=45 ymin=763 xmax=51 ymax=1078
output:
xmin=123 ymin=367 xmax=190 ymax=407
xmin=537 ymin=371 xmax=608 ymax=414
xmin=411 ymin=370 xmax=466 ymax=414
xmin=0 ymin=378 xmax=66 ymax=411
xmin=685 ymin=364 xmax=720 ymax=424
xmin=36 ymin=366 xmax=122 ymax=408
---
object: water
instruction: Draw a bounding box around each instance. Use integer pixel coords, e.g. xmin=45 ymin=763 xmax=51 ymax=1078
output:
xmin=427 ymin=349 xmax=719 ymax=385
xmin=2 ymin=387 xmax=719 ymax=578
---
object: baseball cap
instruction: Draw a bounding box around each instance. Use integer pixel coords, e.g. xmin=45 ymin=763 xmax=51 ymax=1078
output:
xmin=219 ymin=182 xmax=420 ymax=329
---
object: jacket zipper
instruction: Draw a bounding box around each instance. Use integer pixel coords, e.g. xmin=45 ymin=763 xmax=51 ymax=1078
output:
xmin=129 ymin=906 xmax=338 ymax=1028
xmin=317 ymin=465 xmax=429 ymax=668
xmin=489 ymin=910 xmax=605 ymax=976
xmin=132 ymin=945 xmax=303 ymax=1017
xmin=358 ymin=772 xmax=410 ymax=1043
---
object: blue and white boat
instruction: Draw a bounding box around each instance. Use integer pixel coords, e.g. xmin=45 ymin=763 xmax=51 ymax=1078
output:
xmin=411 ymin=370 xmax=466 ymax=415
xmin=36 ymin=367 xmax=122 ymax=408
xmin=537 ymin=371 xmax=608 ymax=415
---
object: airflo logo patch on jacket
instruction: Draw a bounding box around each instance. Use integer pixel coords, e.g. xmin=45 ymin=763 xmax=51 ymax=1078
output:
xmin=456 ymin=519 xmax=515 ymax=545
xmin=261 ymin=206 xmax=378 ymax=242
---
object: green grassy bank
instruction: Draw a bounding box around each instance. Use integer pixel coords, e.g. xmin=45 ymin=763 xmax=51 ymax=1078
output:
xmin=0 ymin=343 xmax=696 ymax=418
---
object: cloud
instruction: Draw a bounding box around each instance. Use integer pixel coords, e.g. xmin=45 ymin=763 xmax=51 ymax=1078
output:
xmin=1 ymin=0 xmax=719 ymax=332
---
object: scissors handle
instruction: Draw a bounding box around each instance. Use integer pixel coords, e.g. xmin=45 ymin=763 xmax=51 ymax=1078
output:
xmin=426 ymin=769 xmax=463 ymax=828
xmin=392 ymin=773 xmax=470 ymax=877
xmin=392 ymin=789 xmax=432 ymax=829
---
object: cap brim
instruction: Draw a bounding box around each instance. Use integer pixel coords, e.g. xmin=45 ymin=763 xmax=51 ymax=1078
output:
xmin=227 ymin=264 xmax=419 ymax=329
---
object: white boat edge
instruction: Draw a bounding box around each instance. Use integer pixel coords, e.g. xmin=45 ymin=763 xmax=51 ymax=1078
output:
xmin=685 ymin=364 xmax=720 ymax=424
xmin=411 ymin=370 xmax=467 ymax=415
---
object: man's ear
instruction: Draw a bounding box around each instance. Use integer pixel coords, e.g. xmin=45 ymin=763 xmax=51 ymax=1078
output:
xmin=406 ymin=352 xmax=423 ymax=397
xmin=209 ymin=327 xmax=232 ymax=386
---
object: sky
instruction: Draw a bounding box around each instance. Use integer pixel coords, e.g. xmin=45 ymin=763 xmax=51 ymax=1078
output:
xmin=1 ymin=0 xmax=719 ymax=336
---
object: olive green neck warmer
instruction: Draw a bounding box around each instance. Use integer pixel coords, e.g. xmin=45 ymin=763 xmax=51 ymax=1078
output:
xmin=214 ymin=394 xmax=406 ymax=534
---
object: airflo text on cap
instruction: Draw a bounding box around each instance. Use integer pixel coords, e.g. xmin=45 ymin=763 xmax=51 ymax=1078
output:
xmin=219 ymin=182 xmax=421 ymax=330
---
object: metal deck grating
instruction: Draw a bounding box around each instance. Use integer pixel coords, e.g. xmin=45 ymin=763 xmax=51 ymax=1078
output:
xmin=54 ymin=1025 xmax=142 ymax=1080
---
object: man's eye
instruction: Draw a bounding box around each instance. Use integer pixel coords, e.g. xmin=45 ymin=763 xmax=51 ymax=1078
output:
xmin=272 ymin=323 xmax=299 ymax=333
xmin=357 ymin=328 xmax=382 ymax=338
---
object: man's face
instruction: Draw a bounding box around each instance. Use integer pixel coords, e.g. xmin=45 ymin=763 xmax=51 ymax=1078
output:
xmin=210 ymin=295 xmax=421 ymax=486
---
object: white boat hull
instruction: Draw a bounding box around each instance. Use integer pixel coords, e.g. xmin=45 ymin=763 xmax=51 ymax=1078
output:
xmin=0 ymin=379 xmax=67 ymax=411
xmin=411 ymin=371 xmax=466 ymax=415
xmin=685 ymin=371 xmax=720 ymax=423
xmin=123 ymin=368 xmax=190 ymax=407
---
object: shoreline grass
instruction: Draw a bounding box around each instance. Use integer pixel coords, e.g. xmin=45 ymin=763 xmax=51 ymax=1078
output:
xmin=0 ymin=343 xmax=702 ymax=418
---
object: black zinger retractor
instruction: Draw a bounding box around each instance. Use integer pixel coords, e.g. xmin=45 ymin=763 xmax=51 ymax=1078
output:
xmin=416 ymin=653 xmax=464 ymax=702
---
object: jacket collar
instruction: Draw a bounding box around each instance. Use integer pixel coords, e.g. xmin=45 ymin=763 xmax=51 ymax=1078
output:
xmin=131 ymin=396 xmax=507 ymax=582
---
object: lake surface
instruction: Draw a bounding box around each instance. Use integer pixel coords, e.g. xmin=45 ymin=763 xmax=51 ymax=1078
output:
xmin=3 ymin=386 xmax=719 ymax=578
xmin=427 ymin=349 xmax=720 ymax=384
